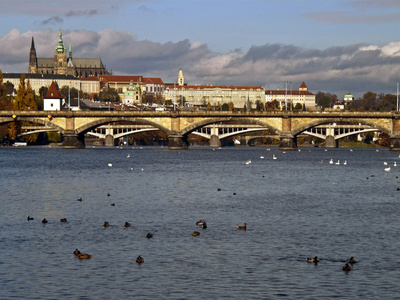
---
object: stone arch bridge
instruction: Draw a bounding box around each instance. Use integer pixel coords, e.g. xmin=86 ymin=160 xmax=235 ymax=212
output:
xmin=1 ymin=110 xmax=400 ymax=150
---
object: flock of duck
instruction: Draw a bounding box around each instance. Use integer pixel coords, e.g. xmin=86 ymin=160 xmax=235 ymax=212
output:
xmin=306 ymin=256 xmax=357 ymax=272
xmin=27 ymin=208 xmax=247 ymax=265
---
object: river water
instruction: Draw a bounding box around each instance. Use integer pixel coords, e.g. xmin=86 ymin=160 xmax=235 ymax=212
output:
xmin=1 ymin=145 xmax=400 ymax=299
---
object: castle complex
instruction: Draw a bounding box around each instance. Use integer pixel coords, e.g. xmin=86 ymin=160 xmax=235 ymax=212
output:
xmin=28 ymin=30 xmax=111 ymax=78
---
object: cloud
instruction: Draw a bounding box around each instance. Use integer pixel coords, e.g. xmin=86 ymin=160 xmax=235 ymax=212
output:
xmin=1 ymin=28 xmax=400 ymax=98
xmin=66 ymin=10 xmax=99 ymax=17
xmin=39 ymin=16 xmax=64 ymax=25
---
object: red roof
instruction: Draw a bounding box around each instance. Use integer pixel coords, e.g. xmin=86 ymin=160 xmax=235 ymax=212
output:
xmin=165 ymin=84 xmax=264 ymax=90
xmin=300 ymin=81 xmax=307 ymax=89
xmin=265 ymin=90 xmax=314 ymax=96
xmin=45 ymin=81 xmax=62 ymax=99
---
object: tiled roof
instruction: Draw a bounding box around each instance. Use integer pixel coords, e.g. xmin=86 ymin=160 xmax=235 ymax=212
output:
xmin=3 ymin=73 xmax=77 ymax=80
xmin=96 ymin=75 xmax=143 ymax=83
xmin=165 ymin=84 xmax=264 ymax=90
xmin=300 ymin=81 xmax=307 ymax=88
xmin=45 ymin=81 xmax=62 ymax=99
xmin=265 ymin=90 xmax=314 ymax=96
xmin=143 ymin=77 xmax=164 ymax=84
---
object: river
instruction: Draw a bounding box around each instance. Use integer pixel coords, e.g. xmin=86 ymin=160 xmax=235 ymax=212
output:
xmin=1 ymin=146 xmax=400 ymax=299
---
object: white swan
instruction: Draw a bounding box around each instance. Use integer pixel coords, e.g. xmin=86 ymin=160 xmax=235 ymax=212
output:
xmin=335 ymin=160 xmax=340 ymax=165
xmin=329 ymin=159 xmax=333 ymax=165
xmin=272 ymin=155 xmax=277 ymax=160
xmin=108 ymin=163 xmax=113 ymax=167
xmin=343 ymin=160 xmax=347 ymax=165
xmin=385 ymin=167 xmax=391 ymax=172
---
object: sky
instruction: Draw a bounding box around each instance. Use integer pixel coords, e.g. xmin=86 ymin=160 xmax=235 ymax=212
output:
xmin=0 ymin=0 xmax=400 ymax=98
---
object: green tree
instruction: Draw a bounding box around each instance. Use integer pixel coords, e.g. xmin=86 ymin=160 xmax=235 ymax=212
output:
xmin=221 ymin=103 xmax=229 ymax=111
xmin=99 ymin=88 xmax=120 ymax=103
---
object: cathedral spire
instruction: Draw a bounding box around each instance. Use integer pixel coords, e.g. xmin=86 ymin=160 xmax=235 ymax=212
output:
xmin=69 ymin=42 xmax=72 ymax=59
xmin=55 ymin=29 xmax=66 ymax=53
xmin=29 ymin=36 xmax=38 ymax=73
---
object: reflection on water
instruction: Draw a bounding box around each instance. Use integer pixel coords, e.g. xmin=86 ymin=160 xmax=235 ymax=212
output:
xmin=1 ymin=146 xmax=400 ymax=299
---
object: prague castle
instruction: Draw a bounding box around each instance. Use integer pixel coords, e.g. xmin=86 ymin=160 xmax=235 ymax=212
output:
xmin=28 ymin=30 xmax=111 ymax=78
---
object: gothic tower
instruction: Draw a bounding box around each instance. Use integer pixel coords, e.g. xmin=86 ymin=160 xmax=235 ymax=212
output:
xmin=53 ymin=30 xmax=68 ymax=75
xmin=28 ymin=37 xmax=38 ymax=74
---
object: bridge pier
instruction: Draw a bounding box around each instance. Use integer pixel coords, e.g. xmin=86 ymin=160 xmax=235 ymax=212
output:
xmin=325 ymin=135 xmax=338 ymax=148
xmin=62 ymin=131 xmax=85 ymax=149
xmin=279 ymin=134 xmax=297 ymax=151
xmin=104 ymin=134 xmax=115 ymax=147
xmin=168 ymin=134 xmax=188 ymax=150
xmin=209 ymin=135 xmax=221 ymax=147
xmin=390 ymin=135 xmax=400 ymax=151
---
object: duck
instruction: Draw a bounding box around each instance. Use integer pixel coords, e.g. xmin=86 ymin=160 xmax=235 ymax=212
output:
xmin=272 ymin=154 xmax=277 ymax=160
xmin=77 ymin=197 xmax=82 ymax=202
xmin=111 ymin=203 xmax=115 ymax=207
xmin=237 ymin=223 xmax=247 ymax=230
xmin=73 ymin=249 xmax=81 ymax=256
xmin=307 ymin=256 xmax=319 ymax=263
xmin=60 ymin=218 xmax=67 ymax=222
xmin=103 ymin=221 xmax=110 ymax=227
xmin=346 ymin=257 xmax=357 ymax=264
xmin=136 ymin=256 xmax=144 ymax=264
xmin=146 ymin=233 xmax=153 ymax=239
xmin=217 ymin=188 xmax=221 ymax=191
xmin=196 ymin=219 xmax=206 ymax=226
xmin=317 ymin=160 xmax=323 ymax=164
xmin=27 ymin=215 xmax=34 ymax=221
xmin=342 ymin=263 xmax=352 ymax=271
xmin=124 ymin=222 xmax=131 ymax=228
xmin=42 ymin=218 xmax=48 ymax=224
xmin=77 ymin=253 xmax=92 ymax=259
xmin=385 ymin=167 xmax=391 ymax=172
xmin=329 ymin=159 xmax=333 ymax=164
xmin=192 ymin=231 xmax=200 ymax=236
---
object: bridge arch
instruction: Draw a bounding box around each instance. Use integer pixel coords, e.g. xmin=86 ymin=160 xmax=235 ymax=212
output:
xmin=180 ymin=117 xmax=281 ymax=136
xmin=75 ymin=117 xmax=172 ymax=135
xmin=0 ymin=116 xmax=64 ymax=133
xmin=292 ymin=118 xmax=390 ymax=136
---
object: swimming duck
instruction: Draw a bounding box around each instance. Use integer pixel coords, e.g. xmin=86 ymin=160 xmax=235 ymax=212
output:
xmin=192 ymin=231 xmax=200 ymax=236
xmin=342 ymin=263 xmax=352 ymax=271
xmin=307 ymin=256 xmax=319 ymax=263
xmin=60 ymin=218 xmax=67 ymax=222
xmin=146 ymin=233 xmax=153 ymax=238
xmin=103 ymin=221 xmax=110 ymax=227
xmin=77 ymin=197 xmax=82 ymax=202
xmin=136 ymin=256 xmax=144 ymax=264
xmin=237 ymin=223 xmax=247 ymax=230
xmin=27 ymin=215 xmax=34 ymax=221
xmin=77 ymin=253 xmax=92 ymax=259
xmin=196 ymin=219 xmax=206 ymax=227
xmin=42 ymin=218 xmax=48 ymax=224
xmin=73 ymin=249 xmax=81 ymax=256
xmin=124 ymin=222 xmax=131 ymax=228
xmin=111 ymin=203 xmax=115 ymax=207
xmin=346 ymin=257 xmax=357 ymax=264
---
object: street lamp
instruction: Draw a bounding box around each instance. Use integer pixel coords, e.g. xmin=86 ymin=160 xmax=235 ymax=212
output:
xmin=285 ymin=81 xmax=288 ymax=111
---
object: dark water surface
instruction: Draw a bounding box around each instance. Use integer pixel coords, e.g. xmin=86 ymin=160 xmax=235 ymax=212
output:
xmin=1 ymin=146 xmax=400 ymax=299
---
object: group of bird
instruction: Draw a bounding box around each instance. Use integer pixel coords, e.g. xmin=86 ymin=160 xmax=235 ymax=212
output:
xmin=192 ymin=219 xmax=246 ymax=236
xmin=307 ymin=256 xmax=357 ymax=271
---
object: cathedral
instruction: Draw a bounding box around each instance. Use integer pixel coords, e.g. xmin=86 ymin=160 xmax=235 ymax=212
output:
xmin=28 ymin=30 xmax=112 ymax=78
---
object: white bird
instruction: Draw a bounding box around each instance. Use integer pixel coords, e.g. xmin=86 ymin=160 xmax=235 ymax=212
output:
xmin=108 ymin=163 xmax=113 ymax=167
xmin=376 ymin=149 xmax=379 ymax=152
xmin=260 ymin=156 xmax=264 ymax=159
xmin=343 ymin=160 xmax=347 ymax=165
xmin=127 ymin=154 xmax=130 ymax=158
xmin=246 ymin=159 xmax=252 ymax=165
xmin=335 ymin=160 xmax=340 ymax=165
xmin=350 ymin=149 xmax=353 ymax=152
xmin=384 ymin=162 xmax=387 ymax=165
xmin=325 ymin=149 xmax=328 ymax=152
xmin=272 ymin=155 xmax=277 ymax=160
xmin=394 ymin=162 xmax=397 ymax=167
xmin=385 ymin=167 xmax=391 ymax=172
xmin=329 ymin=159 xmax=333 ymax=165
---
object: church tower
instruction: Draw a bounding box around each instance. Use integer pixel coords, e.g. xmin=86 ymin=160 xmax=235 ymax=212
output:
xmin=28 ymin=37 xmax=38 ymax=74
xmin=178 ymin=69 xmax=184 ymax=86
xmin=53 ymin=30 xmax=68 ymax=75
